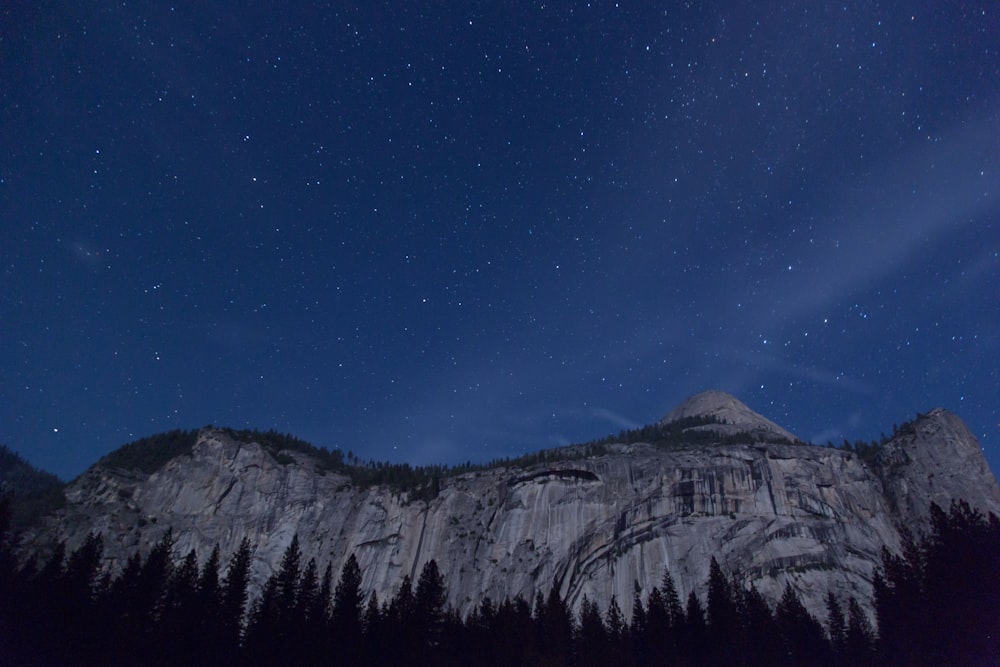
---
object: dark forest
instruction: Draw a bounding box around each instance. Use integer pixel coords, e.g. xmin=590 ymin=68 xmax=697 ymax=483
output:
xmin=1 ymin=496 xmax=996 ymax=667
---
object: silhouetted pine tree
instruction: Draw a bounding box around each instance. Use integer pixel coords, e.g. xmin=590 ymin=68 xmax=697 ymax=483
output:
xmin=295 ymin=556 xmax=325 ymax=665
xmin=707 ymin=557 xmax=740 ymax=665
xmin=844 ymin=597 xmax=876 ymax=667
xmin=682 ymin=589 xmax=707 ymax=665
xmin=361 ymin=590 xmax=385 ymax=665
xmin=629 ymin=589 xmax=648 ymax=665
xmin=36 ymin=532 xmax=106 ymax=666
xmin=244 ymin=536 xmax=303 ymax=666
xmin=922 ymin=501 xmax=999 ymax=666
xmin=576 ymin=595 xmax=608 ymax=667
xmin=219 ymin=537 xmax=254 ymax=657
xmin=415 ymin=559 xmax=447 ymax=661
xmin=386 ymin=574 xmax=417 ymax=666
xmin=824 ymin=591 xmax=846 ymax=660
xmin=739 ymin=585 xmax=782 ymax=667
xmin=156 ymin=548 xmax=201 ymax=666
xmin=536 ymin=583 xmax=575 ymax=667
xmin=193 ymin=544 xmax=224 ymax=667
xmin=331 ymin=554 xmax=364 ymax=665
xmin=775 ymin=583 xmax=829 ymax=666
xmin=875 ymin=501 xmax=1000 ymax=666
xmin=303 ymin=561 xmax=333 ymax=664
xmin=661 ymin=567 xmax=685 ymax=629
xmin=108 ymin=530 xmax=174 ymax=667
xmin=604 ymin=595 xmax=630 ymax=666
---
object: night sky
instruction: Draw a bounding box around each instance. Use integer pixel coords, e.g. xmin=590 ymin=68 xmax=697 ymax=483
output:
xmin=2 ymin=2 xmax=998 ymax=481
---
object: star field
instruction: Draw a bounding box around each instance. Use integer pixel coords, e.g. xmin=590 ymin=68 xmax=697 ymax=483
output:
xmin=2 ymin=2 xmax=998 ymax=480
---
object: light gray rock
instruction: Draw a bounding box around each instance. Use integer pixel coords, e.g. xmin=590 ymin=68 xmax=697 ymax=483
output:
xmin=19 ymin=393 xmax=1000 ymax=625
xmin=661 ymin=390 xmax=801 ymax=443
xmin=875 ymin=408 xmax=1000 ymax=524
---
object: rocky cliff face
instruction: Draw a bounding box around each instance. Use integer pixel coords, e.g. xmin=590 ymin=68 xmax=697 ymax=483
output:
xmin=19 ymin=392 xmax=1000 ymax=622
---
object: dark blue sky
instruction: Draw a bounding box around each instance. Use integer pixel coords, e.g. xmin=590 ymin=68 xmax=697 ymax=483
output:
xmin=2 ymin=2 xmax=998 ymax=481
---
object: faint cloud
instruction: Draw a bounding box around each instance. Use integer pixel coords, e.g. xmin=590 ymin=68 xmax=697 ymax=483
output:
xmin=588 ymin=407 xmax=642 ymax=430
xmin=721 ymin=347 xmax=873 ymax=395
xmin=809 ymin=411 xmax=864 ymax=446
xmin=746 ymin=113 xmax=1000 ymax=330
xmin=809 ymin=428 xmax=844 ymax=446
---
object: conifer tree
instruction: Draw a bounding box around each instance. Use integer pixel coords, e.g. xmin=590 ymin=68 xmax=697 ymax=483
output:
xmin=220 ymin=538 xmax=254 ymax=655
xmin=706 ymin=557 xmax=739 ymax=664
xmin=576 ymin=596 xmax=608 ymax=667
xmin=683 ymin=590 xmax=707 ymax=664
xmin=331 ymin=554 xmax=364 ymax=665
xmin=844 ymin=597 xmax=875 ymax=667
xmin=537 ymin=583 xmax=574 ymax=666
xmin=59 ymin=533 xmax=106 ymax=665
xmin=604 ymin=595 xmax=629 ymax=665
xmin=197 ymin=545 xmax=224 ymax=666
xmin=361 ymin=590 xmax=384 ymax=665
xmin=332 ymin=554 xmax=364 ymax=633
xmin=776 ymin=583 xmax=829 ymax=666
xmin=275 ymin=534 xmax=302 ymax=617
xmin=824 ymin=591 xmax=845 ymax=658
xmin=739 ymin=585 xmax=782 ymax=667
xmin=661 ymin=567 xmax=685 ymax=631
xmin=158 ymin=548 xmax=201 ymax=666
xmin=245 ymin=535 xmax=305 ymax=664
xmin=386 ymin=574 xmax=417 ymax=666
xmin=629 ymin=589 xmax=648 ymax=664
xmin=415 ymin=559 xmax=447 ymax=654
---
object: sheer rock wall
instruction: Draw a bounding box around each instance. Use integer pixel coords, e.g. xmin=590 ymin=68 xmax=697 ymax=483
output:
xmin=21 ymin=406 xmax=1000 ymax=622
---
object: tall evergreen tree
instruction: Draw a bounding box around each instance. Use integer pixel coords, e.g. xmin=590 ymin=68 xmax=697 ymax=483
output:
xmin=604 ymin=595 xmax=630 ymax=666
xmin=386 ymin=574 xmax=416 ymax=666
xmin=536 ymin=583 xmax=574 ymax=666
xmin=706 ymin=557 xmax=739 ymax=664
xmin=331 ymin=554 xmax=364 ymax=665
xmin=197 ymin=545 xmax=224 ymax=667
xmin=844 ymin=597 xmax=876 ymax=667
xmin=245 ymin=535 xmax=304 ymax=665
xmin=219 ymin=537 xmax=254 ymax=655
xmin=824 ymin=591 xmax=845 ymax=659
xmin=661 ymin=567 xmax=685 ymax=631
xmin=158 ymin=548 xmax=202 ymax=666
xmin=295 ymin=557 xmax=324 ymax=665
xmin=59 ymin=533 xmax=106 ymax=665
xmin=275 ymin=534 xmax=302 ymax=616
xmin=739 ymin=585 xmax=782 ymax=667
xmin=682 ymin=590 xmax=707 ymax=664
xmin=576 ymin=596 xmax=608 ymax=667
xmin=361 ymin=590 xmax=385 ymax=665
xmin=775 ymin=583 xmax=829 ymax=666
xmin=415 ymin=559 xmax=447 ymax=655
xmin=629 ymin=589 xmax=648 ymax=664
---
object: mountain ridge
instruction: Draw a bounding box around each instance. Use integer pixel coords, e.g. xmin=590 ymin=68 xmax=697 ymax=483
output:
xmin=13 ymin=391 xmax=1000 ymax=624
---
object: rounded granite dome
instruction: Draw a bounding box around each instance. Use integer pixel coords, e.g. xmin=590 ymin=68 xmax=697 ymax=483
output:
xmin=660 ymin=390 xmax=800 ymax=444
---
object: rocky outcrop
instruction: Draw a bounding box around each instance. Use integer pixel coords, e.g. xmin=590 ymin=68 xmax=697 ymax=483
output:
xmin=874 ymin=408 xmax=1000 ymax=524
xmin=660 ymin=390 xmax=801 ymax=443
xmin=18 ymin=393 xmax=1000 ymax=624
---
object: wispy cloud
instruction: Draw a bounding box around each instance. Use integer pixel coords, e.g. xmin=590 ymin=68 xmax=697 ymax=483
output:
xmin=741 ymin=114 xmax=1000 ymax=333
xmin=587 ymin=407 xmax=642 ymax=430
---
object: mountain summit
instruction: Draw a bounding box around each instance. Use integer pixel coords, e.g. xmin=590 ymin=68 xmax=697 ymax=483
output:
xmin=660 ymin=390 xmax=800 ymax=443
